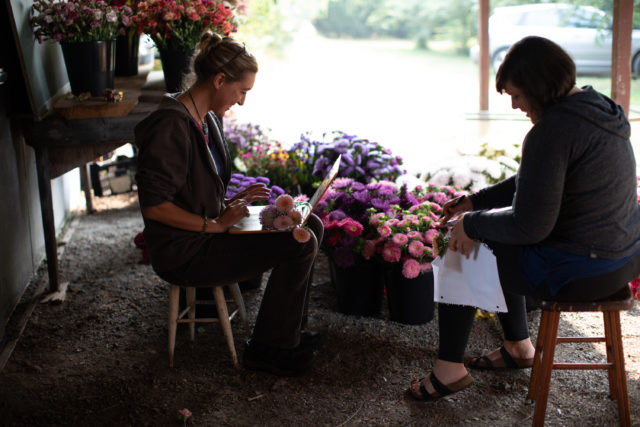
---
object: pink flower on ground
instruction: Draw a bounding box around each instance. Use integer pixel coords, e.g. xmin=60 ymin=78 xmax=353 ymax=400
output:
xmin=288 ymin=210 xmax=303 ymax=225
xmin=392 ymin=233 xmax=409 ymax=246
xmin=362 ymin=239 xmax=377 ymax=260
xmin=402 ymin=258 xmax=421 ymax=278
xmin=275 ymin=194 xmax=294 ymax=213
xmin=292 ymin=226 xmax=311 ymax=243
xmin=630 ymin=278 xmax=640 ymax=301
xmin=424 ymin=229 xmax=439 ymax=245
xmin=339 ymin=218 xmax=364 ymax=237
xmin=273 ymin=215 xmax=294 ymax=230
xmin=408 ymin=240 xmax=425 ymax=257
xmin=378 ymin=224 xmax=392 ymax=238
xmin=382 ymin=242 xmax=401 ymax=263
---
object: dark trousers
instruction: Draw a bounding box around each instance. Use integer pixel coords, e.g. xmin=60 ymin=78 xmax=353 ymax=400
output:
xmin=159 ymin=214 xmax=324 ymax=349
xmin=438 ymin=242 xmax=640 ymax=363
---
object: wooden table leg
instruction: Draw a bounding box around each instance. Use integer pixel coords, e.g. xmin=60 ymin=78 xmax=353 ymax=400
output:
xmin=34 ymin=146 xmax=60 ymax=293
xmin=79 ymin=163 xmax=95 ymax=214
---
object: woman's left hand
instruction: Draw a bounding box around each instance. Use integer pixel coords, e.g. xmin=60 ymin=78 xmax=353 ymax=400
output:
xmin=227 ymin=183 xmax=270 ymax=204
xmin=448 ymin=214 xmax=475 ymax=258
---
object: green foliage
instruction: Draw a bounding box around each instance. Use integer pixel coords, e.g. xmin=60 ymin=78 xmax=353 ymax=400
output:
xmin=313 ymin=0 xmax=385 ymax=38
xmin=233 ymin=0 xmax=293 ymax=57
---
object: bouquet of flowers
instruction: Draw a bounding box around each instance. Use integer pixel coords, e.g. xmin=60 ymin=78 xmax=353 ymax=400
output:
xmin=369 ymin=201 xmax=442 ymax=279
xmin=288 ymin=131 xmax=406 ymax=193
xmin=31 ymin=0 xmax=134 ymax=43
xmin=314 ymin=178 xmax=401 ymax=268
xmin=259 ymin=194 xmax=311 ymax=243
xmin=133 ymin=0 xmax=237 ymax=51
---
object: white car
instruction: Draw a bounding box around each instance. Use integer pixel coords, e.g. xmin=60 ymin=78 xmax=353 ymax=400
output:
xmin=470 ymin=3 xmax=640 ymax=75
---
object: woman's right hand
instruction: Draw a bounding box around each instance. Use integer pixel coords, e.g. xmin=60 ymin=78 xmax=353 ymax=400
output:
xmin=440 ymin=195 xmax=473 ymax=225
xmin=216 ymin=198 xmax=250 ymax=230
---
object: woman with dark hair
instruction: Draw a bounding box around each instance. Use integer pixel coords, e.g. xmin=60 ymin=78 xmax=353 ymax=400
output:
xmin=135 ymin=33 xmax=324 ymax=377
xmin=408 ymin=36 xmax=640 ymax=400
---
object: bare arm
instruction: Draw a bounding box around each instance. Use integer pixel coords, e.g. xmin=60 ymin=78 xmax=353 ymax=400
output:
xmin=142 ymin=199 xmax=250 ymax=233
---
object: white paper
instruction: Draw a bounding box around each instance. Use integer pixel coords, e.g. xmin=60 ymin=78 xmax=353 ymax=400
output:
xmin=432 ymin=241 xmax=507 ymax=313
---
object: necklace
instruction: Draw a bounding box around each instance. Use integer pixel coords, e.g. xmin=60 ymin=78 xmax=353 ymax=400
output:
xmin=187 ymin=89 xmax=208 ymax=136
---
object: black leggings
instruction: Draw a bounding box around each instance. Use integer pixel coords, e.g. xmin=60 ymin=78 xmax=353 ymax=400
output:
xmin=438 ymin=243 xmax=640 ymax=363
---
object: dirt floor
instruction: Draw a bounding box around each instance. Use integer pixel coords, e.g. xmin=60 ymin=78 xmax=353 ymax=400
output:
xmin=0 ymin=193 xmax=639 ymax=426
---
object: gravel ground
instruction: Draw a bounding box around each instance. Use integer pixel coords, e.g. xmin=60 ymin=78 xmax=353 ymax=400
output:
xmin=0 ymin=193 xmax=639 ymax=426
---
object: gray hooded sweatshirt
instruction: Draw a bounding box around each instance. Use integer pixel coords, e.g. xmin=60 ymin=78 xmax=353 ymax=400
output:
xmin=464 ymin=86 xmax=640 ymax=259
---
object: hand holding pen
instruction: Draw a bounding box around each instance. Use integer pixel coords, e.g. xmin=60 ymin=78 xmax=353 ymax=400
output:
xmin=439 ymin=195 xmax=473 ymax=227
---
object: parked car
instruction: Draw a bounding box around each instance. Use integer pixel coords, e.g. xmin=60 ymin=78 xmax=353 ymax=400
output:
xmin=469 ymin=3 xmax=640 ymax=75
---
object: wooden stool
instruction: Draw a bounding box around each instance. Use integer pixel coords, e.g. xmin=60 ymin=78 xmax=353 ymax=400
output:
xmin=168 ymin=282 xmax=248 ymax=368
xmin=527 ymin=285 xmax=635 ymax=426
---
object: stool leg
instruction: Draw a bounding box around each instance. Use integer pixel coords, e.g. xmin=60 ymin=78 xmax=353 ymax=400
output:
xmin=606 ymin=311 xmax=631 ymax=427
xmin=532 ymin=311 xmax=560 ymax=427
xmin=528 ymin=310 xmax=550 ymax=402
xmin=168 ymin=285 xmax=180 ymax=368
xmin=603 ymin=311 xmax=617 ymax=400
xmin=228 ymin=282 xmax=248 ymax=327
xmin=213 ymin=286 xmax=239 ymax=368
xmin=186 ymin=287 xmax=196 ymax=341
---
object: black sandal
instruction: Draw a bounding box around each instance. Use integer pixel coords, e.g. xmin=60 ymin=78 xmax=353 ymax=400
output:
xmin=407 ymin=372 xmax=473 ymax=401
xmin=469 ymin=345 xmax=534 ymax=370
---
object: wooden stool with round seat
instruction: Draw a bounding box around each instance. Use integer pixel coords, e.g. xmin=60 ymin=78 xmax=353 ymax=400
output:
xmin=168 ymin=282 xmax=248 ymax=368
xmin=527 ymin=285 xmax=635 ymax=426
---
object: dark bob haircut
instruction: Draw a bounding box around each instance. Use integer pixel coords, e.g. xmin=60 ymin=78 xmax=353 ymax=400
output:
xmin=496 ymin=36 xmax=576 ymax=113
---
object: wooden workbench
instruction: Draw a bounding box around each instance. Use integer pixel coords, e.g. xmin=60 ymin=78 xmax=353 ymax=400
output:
xmin=23 ymin=71 xmax=165 ymax=295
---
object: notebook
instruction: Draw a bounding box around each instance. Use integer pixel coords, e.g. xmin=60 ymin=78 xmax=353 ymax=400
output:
xmin=229 ymin=155 xmax=341 ymax=234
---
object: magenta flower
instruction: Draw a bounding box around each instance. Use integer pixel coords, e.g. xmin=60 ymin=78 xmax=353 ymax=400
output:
xmin=370 ymin=213 xmax=385 ymax=227
xmin=362 ymin=239 xmax=377 ymax=260
xmin=293 ymin=226 xmax=311 ymax=243
xmin=288 ymin=210 xmax=303 ymax=225
xmin=402 ymin=258 xmax=421 ymax=279
xmin=340 ymin=218 xmax=364 ymax=237
xmin=408 ymin=240 xmax=425 ymax=257
xmin=392 ymin=233 xmax=409 ymax=246
xmin=273 ymin=215 xmax=294 ymax=230
xmin=420 ymin=261 xmax=432 ymax=272
xmin=424 ymin=229 xmax=439 ymax=245
xmin=407 ymin=231 xmax=422 ymax=240
xmin=275 ymin=194 xmax=294 ymax=213
xmin=378 ymin=224 xmax=392 ymax=238
xmin=382 ymin=242 xmax=401 ymax=263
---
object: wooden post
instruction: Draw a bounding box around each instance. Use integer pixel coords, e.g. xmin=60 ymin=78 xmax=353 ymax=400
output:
xmin=611 ymin=0 xmax=634 ymax=115
xmin=478 ymin=0 xmax=490 ymax=112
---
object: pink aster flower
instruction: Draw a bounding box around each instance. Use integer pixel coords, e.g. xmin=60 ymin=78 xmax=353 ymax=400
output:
xmin=288 ymin=210 xmax=303 ymax=225
xmin=420 ymin=262 xmax=432 ymax=272
xmin=362 ymin=239 xmax=377 ymax=260
xmin=424 ymin=228 xmax=439 ymax=245
xmin=339 ymin=218 xmax=363 ymax=237
xmin=408 ymin=240 xmax=425 ymax=257
xmin=292 ymin=226 xmax=311 ymax=243
xmin=392 ymin=233 xmax=409 ymax=246
xmin=402 ymin=258 xmax=421 ymax=279
xmin=378 ymin=224 xmax=392 ymax=238
xmin=407 ymin=231 xmax=422 ymax=240
xmin=273 ymin=215 xmax=294 ymax=230
xmin=275 ymin=194 xmax=294 ymax=213
xmin=370 ymin=213 xmax=385 ymax=227
xmin=382 ymin=242 xmax=401 ymax=263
